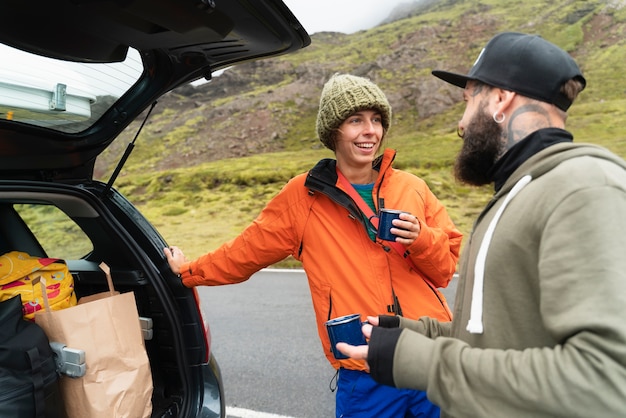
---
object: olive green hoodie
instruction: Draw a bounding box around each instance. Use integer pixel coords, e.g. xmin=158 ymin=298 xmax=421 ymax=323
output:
xmin=374 ymin=141 xmax=626 ymax=418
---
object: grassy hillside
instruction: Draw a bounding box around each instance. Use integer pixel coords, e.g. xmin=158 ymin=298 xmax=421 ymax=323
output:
xmin=98 ymin=0 xmax=626 ymax=266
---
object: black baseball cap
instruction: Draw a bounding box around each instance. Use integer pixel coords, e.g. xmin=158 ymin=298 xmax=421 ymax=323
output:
xmin=432 ymin=32 xmax=586 ymax=111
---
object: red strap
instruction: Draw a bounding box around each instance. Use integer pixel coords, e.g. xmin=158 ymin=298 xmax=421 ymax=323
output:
xmin=336 ymin=168 xmax=418 ymax=270
xmin=336 ymin=168 xmax=452 ymax=318
xmin=336 ymin=168 xmax=378 ymax=224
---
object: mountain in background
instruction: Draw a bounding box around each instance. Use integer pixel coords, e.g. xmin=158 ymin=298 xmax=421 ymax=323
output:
xmin=96 ymin=0 xmax=626 ymax=180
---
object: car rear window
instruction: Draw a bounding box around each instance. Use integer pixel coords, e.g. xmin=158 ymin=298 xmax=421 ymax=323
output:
xmin=14 ymin=203 xmax=93 ymax=259
xmin=0 ymin=43 xmax=142 ymax=133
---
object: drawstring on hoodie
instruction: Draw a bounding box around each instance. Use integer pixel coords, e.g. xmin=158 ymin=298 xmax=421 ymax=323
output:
xmin=467 ymin=175 xmax=533 ymax=334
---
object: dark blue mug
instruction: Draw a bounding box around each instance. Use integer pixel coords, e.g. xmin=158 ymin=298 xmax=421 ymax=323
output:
xmin=377 ymin=209 xmax=408 ymax=241
xmin=325 ymin=313 xmax=367 ymax=359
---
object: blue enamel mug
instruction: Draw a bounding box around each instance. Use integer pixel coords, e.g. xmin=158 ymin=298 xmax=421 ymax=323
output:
xmin=325 ymin=313 xmax=367 ymax=359
xmin=377 ymin=209 xmax=408 ymax=241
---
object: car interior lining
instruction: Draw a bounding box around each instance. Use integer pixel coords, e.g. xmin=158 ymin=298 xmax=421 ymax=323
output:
xmin=0 ymin=189 xmax=187 ymax=417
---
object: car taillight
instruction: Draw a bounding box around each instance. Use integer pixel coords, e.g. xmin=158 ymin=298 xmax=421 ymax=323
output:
xmin=191 ymin=287 xmax=211 ymax=363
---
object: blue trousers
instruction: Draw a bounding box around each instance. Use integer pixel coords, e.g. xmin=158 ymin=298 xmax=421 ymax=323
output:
xmin=335 ymin=368 xmax=439 ymax=418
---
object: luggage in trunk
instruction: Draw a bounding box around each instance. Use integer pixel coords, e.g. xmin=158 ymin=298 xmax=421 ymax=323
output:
xmin=0 ymin=294 xmax=65 ymax=418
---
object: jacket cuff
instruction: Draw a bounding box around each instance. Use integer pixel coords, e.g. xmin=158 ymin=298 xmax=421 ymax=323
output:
xmin=368 ymin=327 xmax=403 ymax=387
xmin=179 ymin=261 xmax=195 ymax=287
xmin=378 ymin=315 xmax=400 ymax=328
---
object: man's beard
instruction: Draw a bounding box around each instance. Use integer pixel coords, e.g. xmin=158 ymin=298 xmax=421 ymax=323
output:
xmin=454 ymin=109 xmax=505 ymax=186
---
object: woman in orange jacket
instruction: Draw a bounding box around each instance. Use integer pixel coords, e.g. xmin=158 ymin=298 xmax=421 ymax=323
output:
xmin=165 ymin=73 xmax=462 ymax=418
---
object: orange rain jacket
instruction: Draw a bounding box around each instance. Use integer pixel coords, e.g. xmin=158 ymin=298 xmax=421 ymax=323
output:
xmin=181 ymin=148 xmax=463 ymax=370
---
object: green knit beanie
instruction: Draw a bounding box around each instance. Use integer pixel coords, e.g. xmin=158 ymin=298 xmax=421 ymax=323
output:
xmin=316 ymin=73 xmax=392 ymax=151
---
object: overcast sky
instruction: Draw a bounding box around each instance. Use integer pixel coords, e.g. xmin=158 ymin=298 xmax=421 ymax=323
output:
xmin=283 ymin=0 xmax=416 ymax=34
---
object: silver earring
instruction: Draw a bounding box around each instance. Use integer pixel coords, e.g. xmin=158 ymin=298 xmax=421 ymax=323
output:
xmin=493 ymin=112 xmax=505 ymax=124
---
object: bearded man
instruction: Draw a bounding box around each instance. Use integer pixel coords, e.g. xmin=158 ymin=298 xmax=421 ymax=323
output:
xmin=337 ymin=32 xmax=626 ymax=418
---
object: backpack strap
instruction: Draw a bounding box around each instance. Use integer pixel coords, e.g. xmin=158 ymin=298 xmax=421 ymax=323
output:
xmin=26 ymin=346 xmax=47 ymax=418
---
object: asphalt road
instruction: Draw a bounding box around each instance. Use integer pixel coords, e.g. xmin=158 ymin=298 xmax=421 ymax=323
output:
xmin=198 ymin=269 xmax=458 ymax=418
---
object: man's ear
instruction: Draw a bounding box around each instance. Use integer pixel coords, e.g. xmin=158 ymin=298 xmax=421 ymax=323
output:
xmin=493 ymin=88 xmax=516 ymax=114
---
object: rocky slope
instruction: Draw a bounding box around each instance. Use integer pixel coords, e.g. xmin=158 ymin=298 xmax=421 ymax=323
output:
xmin=96 ymin=0 xmax=626 ymax=178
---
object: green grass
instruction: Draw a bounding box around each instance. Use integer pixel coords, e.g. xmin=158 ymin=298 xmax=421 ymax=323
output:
xmin=101 ymin=0 xmax=626 ymax=267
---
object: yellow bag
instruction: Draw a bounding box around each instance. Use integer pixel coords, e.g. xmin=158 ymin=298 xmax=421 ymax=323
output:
xmin=0 ymin=251 xmax=77 ymax=320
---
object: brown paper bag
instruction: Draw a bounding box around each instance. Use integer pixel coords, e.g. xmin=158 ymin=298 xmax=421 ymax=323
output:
xmin=34 ymin=262 xmax=153 ymax=418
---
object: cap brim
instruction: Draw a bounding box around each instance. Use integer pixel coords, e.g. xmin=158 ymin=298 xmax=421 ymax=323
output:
xmin=432 ymin=70 xmax=471 ymax=88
